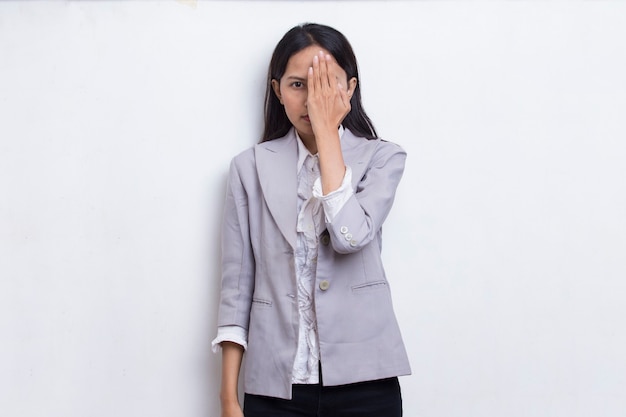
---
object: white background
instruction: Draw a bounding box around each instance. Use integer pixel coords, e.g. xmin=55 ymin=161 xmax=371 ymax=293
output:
xmin=1 ymin=1 xmax=625 ymax=416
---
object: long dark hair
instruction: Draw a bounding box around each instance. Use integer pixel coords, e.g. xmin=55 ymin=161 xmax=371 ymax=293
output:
xmin=261 ymin=23 xmax=378 ymax=142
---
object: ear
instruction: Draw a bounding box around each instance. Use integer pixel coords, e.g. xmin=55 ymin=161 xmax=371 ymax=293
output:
xmin=347 ymin=77 xmax=357 ymax=98
xmin=271 ymin=79 xmax=283 ymax=104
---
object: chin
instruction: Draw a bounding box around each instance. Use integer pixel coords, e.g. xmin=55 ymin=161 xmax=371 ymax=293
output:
xmin=297 ymin=125 xmax=313 ymax=136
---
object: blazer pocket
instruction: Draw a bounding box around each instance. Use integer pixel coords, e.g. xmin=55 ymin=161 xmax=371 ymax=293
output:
xmin=251 ymin=298 xmax=273 ymax=307
xmin=351 ymin=280 xmax=388 ymax=293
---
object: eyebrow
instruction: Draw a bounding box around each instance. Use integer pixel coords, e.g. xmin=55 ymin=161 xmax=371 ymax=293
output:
xmin=284 ymin=76 xmax=307 ymax=81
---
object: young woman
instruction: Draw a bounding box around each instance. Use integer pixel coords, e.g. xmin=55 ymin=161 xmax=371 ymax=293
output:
xmin=213 ymin=23 xmax=411 ymax=417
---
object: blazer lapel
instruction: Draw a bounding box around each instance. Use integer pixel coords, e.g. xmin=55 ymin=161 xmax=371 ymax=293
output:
xmin=255 ymin=130 xmax=298 ymax=249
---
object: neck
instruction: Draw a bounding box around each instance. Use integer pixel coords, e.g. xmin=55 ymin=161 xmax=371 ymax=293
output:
xmin=299 ymin=133 xmax=317 ymax=155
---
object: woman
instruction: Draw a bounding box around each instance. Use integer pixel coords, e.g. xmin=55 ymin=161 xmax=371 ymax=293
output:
xmin=213 ymin=23 xmax=411 ymax=417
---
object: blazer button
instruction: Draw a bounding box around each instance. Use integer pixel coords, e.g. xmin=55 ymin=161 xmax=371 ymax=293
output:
xmin=340 ymin=226 xmax=348 ymax=234
xmin=344 ymin=233 xmax=353 ymax=241
xmin=320 ymin=234 xmax=330 ymax=246
xmin=349 ymin=240 xmax=357 ymax=247
xmin=319 ymin=280 xmax=330 ymax=291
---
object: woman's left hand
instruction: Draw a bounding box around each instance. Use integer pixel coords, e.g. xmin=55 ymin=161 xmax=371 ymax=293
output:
xmin=307 ymin=51 xmax=351 ymax=137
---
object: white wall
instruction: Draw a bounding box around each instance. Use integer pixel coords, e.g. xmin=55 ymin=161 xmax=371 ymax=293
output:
xmin=1 ymin=1 xmax=625 ymax=416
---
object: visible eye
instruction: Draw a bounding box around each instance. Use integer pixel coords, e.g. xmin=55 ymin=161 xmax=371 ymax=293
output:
xmin=291 ymin=81 xmax=304 ymax=88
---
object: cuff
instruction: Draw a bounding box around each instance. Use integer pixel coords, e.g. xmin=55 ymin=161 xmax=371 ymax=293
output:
xmin=313 ymin=165 xmax=354 ymax=223
xmin=211 ymin=325 xmax=248 ymax=353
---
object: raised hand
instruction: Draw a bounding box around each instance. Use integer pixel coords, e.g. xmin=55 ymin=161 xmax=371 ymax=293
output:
xmin=306 ymin=50 xmax=351 ymax=139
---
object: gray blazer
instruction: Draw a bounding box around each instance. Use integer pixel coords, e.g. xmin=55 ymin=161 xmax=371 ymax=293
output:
xmin=217 ymin=128 xmax=411 ymax=400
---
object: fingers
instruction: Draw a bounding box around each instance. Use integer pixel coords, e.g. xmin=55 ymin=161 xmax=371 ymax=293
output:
xmin=314 ymin=53 xmax=322 ymax=90
xmin=310 ymin=52 xmax=327 ymax=93
xmin=308 ymin=64 xmax=315 ymax=96
xmin=311 ymin=51 xmax=337 ymax=91
xmin=320 ymin=52 xmax=331 ymax=89
xmin=322 ymin=54 xmax=350 ymax=111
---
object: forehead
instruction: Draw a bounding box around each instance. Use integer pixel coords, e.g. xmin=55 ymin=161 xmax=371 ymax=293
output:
xmin=283 ymin=45 xmax=346 ymax=78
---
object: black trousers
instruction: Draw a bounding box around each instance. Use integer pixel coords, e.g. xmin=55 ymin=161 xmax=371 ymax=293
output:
xmin=243 ymin=377 xmax=402 ymax=417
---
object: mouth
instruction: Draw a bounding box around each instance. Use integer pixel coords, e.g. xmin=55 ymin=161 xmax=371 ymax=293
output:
xmin=303 ymin=115 xmax=310 ymax=123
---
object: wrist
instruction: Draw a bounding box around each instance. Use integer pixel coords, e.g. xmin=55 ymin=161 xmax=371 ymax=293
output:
xmin=313 ymin=123 xmax=339 ymax=137
xmin=314 ymin=130 xmax=340 ymax=148
xmin=220 ymin=394 xmax=240 ymax=405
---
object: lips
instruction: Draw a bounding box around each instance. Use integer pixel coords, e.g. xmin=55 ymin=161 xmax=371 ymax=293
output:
xmin=303 ymin=115 xmax=310 ymax=122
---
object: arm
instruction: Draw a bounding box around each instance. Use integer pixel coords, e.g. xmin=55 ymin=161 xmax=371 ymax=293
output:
xmin=307 ymin=51 xmax=353 ymax=195
xmin=326 ymin=143 xmax=406 ymax=254
xmin=217 ymin=157 xmax=255 ymax=415
xmin=220 ymin=342 xmax=244 ymax=417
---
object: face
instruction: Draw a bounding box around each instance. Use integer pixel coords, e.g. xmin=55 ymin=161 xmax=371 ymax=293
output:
xmin=271 ymin=45 xmax=354 ymax=144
